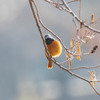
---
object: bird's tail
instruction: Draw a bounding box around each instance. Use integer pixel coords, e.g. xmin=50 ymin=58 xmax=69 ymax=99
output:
xmin=47 ymin=60 xmax=53 ymax=69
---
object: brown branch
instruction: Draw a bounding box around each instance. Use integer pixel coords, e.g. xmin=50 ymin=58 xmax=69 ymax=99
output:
xmin=67 ymin=0 xmax=80 ymax=4
xmin=89 ymin=82 xmax=100 ymax=95
xmin=32 ymin=0 xmax=67 ymax=51
xmin=29 ymin=0 xmax=88 ymax=82
xmin=30 ymin=0 xmax=77 ymax=58
xmin=29 ymin=0 xmax=100 ymax=95
xmin=61 ymin=0 xmax=100 ymax=34
xmin=29 ymin=0 xmax=52 ymax=61
xmin=79 ymin=0 xmax=81 ymax=19
xmin=70 ymin=65 xmax=100 ymax=70
xmin=32 ymin=2 xmax=83 ymax=57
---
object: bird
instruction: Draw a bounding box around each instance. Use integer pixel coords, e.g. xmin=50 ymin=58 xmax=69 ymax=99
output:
xmin=44 ymin=34 xmax=62 ymax=69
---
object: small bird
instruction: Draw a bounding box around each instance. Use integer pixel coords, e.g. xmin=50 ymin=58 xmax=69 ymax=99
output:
xmin=44 ymin=34 xmax=62 ymax=69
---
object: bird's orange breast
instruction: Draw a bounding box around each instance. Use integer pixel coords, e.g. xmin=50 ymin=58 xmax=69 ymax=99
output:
xmin=47 ymin=40 xmax=62 ymax=57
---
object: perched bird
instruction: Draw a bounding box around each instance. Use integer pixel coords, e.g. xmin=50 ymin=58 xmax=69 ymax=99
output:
xmin=44 ymin=34 xmax=62 ymax=69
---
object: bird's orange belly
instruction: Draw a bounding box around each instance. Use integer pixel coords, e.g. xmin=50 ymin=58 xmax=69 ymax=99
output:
xmin=47 ymin=40 xmax=62 ymax=57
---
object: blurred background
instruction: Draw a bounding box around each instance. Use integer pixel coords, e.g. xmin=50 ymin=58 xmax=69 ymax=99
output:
xmin=0 ymin=0 xmax=100 ymax=100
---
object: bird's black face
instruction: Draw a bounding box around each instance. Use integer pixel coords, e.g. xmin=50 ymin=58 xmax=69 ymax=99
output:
xmin=45 ymin=38 xmax=54 ymax=45
xmin=44 ymin=34 xmax=54 ymax=45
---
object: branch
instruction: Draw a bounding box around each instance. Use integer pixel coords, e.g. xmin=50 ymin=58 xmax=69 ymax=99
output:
xmin=30 ymin=0 xmax=78 ymax=57
xmin=32 ymin=0 xmax=67 ymax=51
xmin=29 ymin=0 xmax=100 ymax=95
xmin=29 ymin=0 xmax=52 ymax=61
xmin=29 ymin=0 xmax=87 ymax=81
xmin=70 ymin=65 xmax=100 ymax=70
xmin=45 ymin=0 xmax=100 ymax=33
xmin=89 ymin=82 xmax=100 ymax=95
xmin=61 ymin=0 xmax=100 ymax=33
xmin=67 ymin=0 xmax=80 ymax=4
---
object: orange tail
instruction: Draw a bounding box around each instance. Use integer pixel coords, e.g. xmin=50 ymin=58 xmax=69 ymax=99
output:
xmin=47 ymin=60 xmax=53 ymax=69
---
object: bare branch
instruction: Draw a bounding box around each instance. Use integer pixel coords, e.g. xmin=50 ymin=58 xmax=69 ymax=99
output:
xmin=29 ymin=0 xmax=100 ymax=95
xmin=70 ymin=65 xmax=100 ymax=70
xmin=67 ymin=0 xmax=79 ymax=4
xmin=61 ymin=0 xmax=100 ymax=33
xmin=79 ymin=0 xmax=81 ymax=19
xmin=89 ymin=82 xmax=100 ymax=95
xmin=29 ymin=0 xmax=52 ymax=61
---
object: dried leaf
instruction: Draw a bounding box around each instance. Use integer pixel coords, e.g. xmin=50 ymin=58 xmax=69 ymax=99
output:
xmin=70 ymin=40 xmax=73 ymax=47
xmin=75 ymin=46 xmax=77 ymax=51
xmin=66 ymin=53 xmax=69 ymax=60
xmin=91 ymin=13 xmax=94 ymax=24
xmin=92 ymin=71 xmax=96 ymax=84
xmin=70 ymin=60 xmax=72 ymax=66
xmin=78 ymin=56 xmax=81 ymax=61
xmin=78 ymin=46 xmax=81 ymax=54
xmin=89 ymin=71 xmax=96 ymax=87
xmin=75 ymin=52 xmax=78 ymax=59
xmin=76 ymin=42 xmax=79 ymax=47
xmin=90 ymin=72 xmax=94 ymax=87
xmin=91 ymin=82 xmax=94 ymax=87
xmin=67 ymin=61 xmax=70 ymax=69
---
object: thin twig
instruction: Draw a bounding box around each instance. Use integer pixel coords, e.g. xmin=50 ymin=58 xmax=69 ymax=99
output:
xmin=29 ymin=0 xmax=51 ymax=61
xmin=79 ymin=0 xmax=81 ymax=19
xmin=29 ymin=0 xmax=100 ymax=95
xmin=32 ymin=0 xmax=66 ymax=49
xmin=70 ymin=65 xmax=100 ymax=70
xmin=29 ymin=0 xmax=89 ymax=82
xmin=89 ymin=82 xmax=100 ymax=95
xmin=31 ymin=0 xmax=77 ymax=57
xmin=67 ymin=0 xmax=80 ymax=4
xmin=61 ymin=0 xmax=100 ymax=33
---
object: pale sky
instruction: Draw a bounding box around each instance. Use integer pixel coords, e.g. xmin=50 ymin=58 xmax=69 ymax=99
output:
xmin=0 ymin=0 xmax=27 ymax=23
